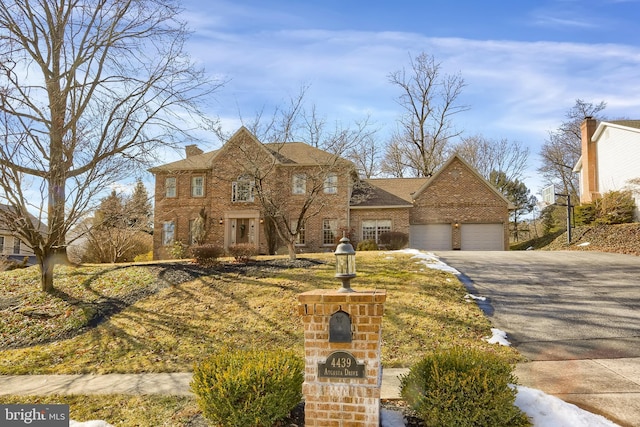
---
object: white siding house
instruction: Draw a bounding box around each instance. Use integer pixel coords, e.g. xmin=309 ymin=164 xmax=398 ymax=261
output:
xmin=575 ymin=118 xmax=640 ymax=220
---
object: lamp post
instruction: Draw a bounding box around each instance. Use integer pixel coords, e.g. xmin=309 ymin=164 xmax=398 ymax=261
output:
xmin=334 ymin=235 xmax=356 ymax=293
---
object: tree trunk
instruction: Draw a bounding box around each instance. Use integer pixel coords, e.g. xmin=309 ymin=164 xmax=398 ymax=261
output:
xmin=39 ymin=251 xmax=55 ymax=293
xmin=286 ymin=240 xmax=297 ymax=260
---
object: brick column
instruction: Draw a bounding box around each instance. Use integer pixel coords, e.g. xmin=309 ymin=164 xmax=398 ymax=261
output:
xmin=298 ymin=289 xmax=386 ymax=427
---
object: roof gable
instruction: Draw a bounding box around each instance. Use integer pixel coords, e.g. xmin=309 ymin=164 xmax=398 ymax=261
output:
xmin=413 ymin=155 xmax=514 ymax=208
xmin=149 ymin=127 xmax=353 ymax=173
xmin=593 ymin=120 xmax=640 ymax=141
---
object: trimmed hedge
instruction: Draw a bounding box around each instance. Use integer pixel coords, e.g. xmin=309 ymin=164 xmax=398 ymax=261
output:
xmin=191 ymin=347 xmax=304 ymax=427
xmin=191 ymin=244 xmax=224 ymax=266
xmin=400 ymin=347 xmax=531 ymax=427
xmin=356 ymin=239 xmax=379 ymax=251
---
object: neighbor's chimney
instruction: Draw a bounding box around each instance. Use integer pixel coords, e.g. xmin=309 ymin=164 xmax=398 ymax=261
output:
xmin=185 ymin=144 xmax=204 ymax=158
xmin=579 ymin=117 xmax=598 ymax=203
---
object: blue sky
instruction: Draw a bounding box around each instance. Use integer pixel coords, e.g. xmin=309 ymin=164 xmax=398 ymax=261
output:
xmin=177 ymin=0 xmax=640 ymax=196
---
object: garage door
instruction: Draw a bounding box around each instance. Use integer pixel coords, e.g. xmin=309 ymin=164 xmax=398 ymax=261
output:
xmin=410 ymin=224 xmax=452 ymax=250
xmin=461 ymin=224 xmax=504 ymax=251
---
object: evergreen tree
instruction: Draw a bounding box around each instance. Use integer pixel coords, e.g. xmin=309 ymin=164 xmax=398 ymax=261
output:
xmin=490 ymin=171 xmax=537 ymax=241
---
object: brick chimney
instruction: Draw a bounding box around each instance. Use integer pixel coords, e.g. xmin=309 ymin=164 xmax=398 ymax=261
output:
xmin=185 ymin=144 xmax=203 ymax=158
xmin=579 ymin=117 xmax=598 ymax=203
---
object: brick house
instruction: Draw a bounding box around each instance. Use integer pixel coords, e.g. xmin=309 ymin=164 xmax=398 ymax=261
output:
xmin=575 ymin=117 xmax=640 ymax=220
xmin=150 ymin=127 xmax=512 ymax=258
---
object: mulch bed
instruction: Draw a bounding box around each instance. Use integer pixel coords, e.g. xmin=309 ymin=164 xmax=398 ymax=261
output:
xmin=185 ymin=401 xmax=424 ymax=426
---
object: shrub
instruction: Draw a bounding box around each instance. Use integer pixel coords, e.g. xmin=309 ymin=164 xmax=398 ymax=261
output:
xmin=0 ymin=256 xmax=29 ymax=272
xmin=169 ymin=240 xmax=188 ymax=259
xmin=134 ymin=251 xmax=153 ymax=262
xmin=356 ymin=239 xmax=379 ymax=251
xmin=379 ymin=231 xmax=409 ymax=250
xmin=191 ymin=244 xmax=224 ymax=266
xmin=574 ymin=203 xmax=596 ymax=226
xmin=191 ymin=347 xmax=304 ymax=427
xmin=400 ymin=347 xmax=530 ymax=427
xmin=228 ymin=243 xmax=257 ymax=263
xmin=594 ymin=190 xmax=636 ymax=225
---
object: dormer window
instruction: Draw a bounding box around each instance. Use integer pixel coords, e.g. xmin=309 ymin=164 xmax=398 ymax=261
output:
xmin=232 ymin=175 xmax=255 ymax=202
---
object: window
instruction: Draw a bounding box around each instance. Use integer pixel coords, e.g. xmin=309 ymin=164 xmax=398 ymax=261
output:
xmin=191 ymin=176 xmax=204 ymax=197
xmin=362 ymin=220 xmax=392 ymax=243
xmin=165 ymin=177 xmax=176 ymax=198
xmin=324 ymin=173 xmax=338 ymax=194
xmin=162 ymin=221 xmax=175 ymax=246
xmin=291 ymin=220 xmax=305 ymax=245
xmin=13 ymin=237 xmax=21 ymax=254
xmin=232 ymin=175 xmax=255 ymax=202
xmin=0 ymin=236 xmax=4 ymax=253
xmin=292 ymin=174 xmax=306 ymax=195
xmin=323 ymin=219 xmax=338 ymax=245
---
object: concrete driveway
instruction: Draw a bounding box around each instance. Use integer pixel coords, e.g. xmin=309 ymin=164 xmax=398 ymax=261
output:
xmin=435 ymin=251 xmax=640 ymax=427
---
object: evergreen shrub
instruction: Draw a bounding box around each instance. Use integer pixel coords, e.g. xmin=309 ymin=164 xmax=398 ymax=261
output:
xmin=191 ymin=347 xmax=304 ymax=427
xmin=191 ymin=244 xmax=224 ymax=266
xmin=356 ymin=239 xmax=379 ymax=251
xmin=400 ymin=347 xmax=531 ymax=427
xmin=228 ymin=243 xmax=258 ymax=263
xmin=379 ymin=231 xmax=409 ymax=250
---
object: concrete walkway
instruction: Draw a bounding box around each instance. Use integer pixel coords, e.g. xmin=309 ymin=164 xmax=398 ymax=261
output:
xmin=0 ymin=368 xmax=408 ymax=400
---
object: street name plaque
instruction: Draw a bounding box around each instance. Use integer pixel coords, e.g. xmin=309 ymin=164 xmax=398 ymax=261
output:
xmin=318 ymin=350 xmax=365 ymax=379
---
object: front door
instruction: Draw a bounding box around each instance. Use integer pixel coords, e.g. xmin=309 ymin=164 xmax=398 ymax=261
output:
xmin=235 ymin=218 xmax=250 ymax=244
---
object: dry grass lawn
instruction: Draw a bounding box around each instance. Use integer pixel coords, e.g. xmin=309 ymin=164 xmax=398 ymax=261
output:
xmin=0 ymin=252 xmax=518 ymax=375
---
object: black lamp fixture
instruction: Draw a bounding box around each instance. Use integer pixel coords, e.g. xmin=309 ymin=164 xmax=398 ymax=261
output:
xmin=334 ymin=234 xmax=356 ymax=293
xmin=219 ymin=218 xmax=223 ymax=225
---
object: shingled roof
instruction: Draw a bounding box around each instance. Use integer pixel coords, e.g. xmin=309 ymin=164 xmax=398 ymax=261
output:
xmin=350 ymin=178 xmax=428 ymax=208
xmin=608 ymin=120 xmax=640 ymax=130
xmin=149 ymin=139 xmax=350 ymax=173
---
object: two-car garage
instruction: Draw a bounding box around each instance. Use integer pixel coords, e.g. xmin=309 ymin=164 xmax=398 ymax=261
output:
xmin=410 ymin=223 xmax=505 ymax=251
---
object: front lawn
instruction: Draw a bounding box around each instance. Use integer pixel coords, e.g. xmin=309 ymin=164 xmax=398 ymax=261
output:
xmin=0 ymin=252 xmax=519 ymax=375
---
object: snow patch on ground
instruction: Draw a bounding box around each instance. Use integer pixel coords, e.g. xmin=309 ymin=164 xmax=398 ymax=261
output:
xmin=484 ymin=328 xmax=511 ymax=346
xmin=465 ymin=293 xmax=486 ymax=302
xmin=387 ymin=249 xmax=460 ymax=274
xmin=514 ymin=386 xmax=620 ymax=427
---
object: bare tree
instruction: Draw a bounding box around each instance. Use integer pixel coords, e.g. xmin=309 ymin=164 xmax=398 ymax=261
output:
xmin=0 ymin=0 xmax=221 ymax=291
xmin=387 ymin=52 xmax=468 ymax=177
xmin=538 ymin=99 xmax=607 ymax=197
xmin=215 ymin=87 xmax=365 ymax=259
xmin=77 ymin=181 xmax=153 ymax=263
xmin=454 ymin=135 xmax=529 ymax=183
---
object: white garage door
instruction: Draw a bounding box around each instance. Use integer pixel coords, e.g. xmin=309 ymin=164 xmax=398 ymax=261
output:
xmin=410 ymin=224 xmax=452 ymax=250
xmin=461 ymin=224 xmax=504 ymax=251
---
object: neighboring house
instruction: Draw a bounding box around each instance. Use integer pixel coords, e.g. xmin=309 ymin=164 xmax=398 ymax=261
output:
xmin=575 ymin=117 xmax=640 ymax=220
xmin=150 ymin=127 xmax=512 ymax=259
xmin=0 ymin=205 xmax=40 ymax=265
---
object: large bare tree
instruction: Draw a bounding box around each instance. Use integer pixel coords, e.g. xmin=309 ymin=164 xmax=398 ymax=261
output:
xmin=538 ymin=99 xmax=607 ymax=197
xmin=0 ymin=0 xmax=221 ymax=291
xmin=387 ymin=52 xmax=468 ymax=177
xmin=454 ymin=135 xmax=529 ymax=183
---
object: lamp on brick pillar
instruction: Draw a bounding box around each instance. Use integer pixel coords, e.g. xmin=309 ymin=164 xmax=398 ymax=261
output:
xmin=334 ymin=234 xmax=356 ymax=293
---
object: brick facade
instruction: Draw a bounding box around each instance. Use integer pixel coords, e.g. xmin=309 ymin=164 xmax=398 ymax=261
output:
xmin=150 ymin=128 xmax=511 ymax=259
xmin=410 ymin=156 xmax=511 ymax=250
xmin=299 ymin=289 xmax=386 ymax=427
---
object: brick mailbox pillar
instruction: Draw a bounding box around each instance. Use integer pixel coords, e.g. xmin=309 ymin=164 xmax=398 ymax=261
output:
xmin=298 ymin=289 xmax=387 ymax=427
